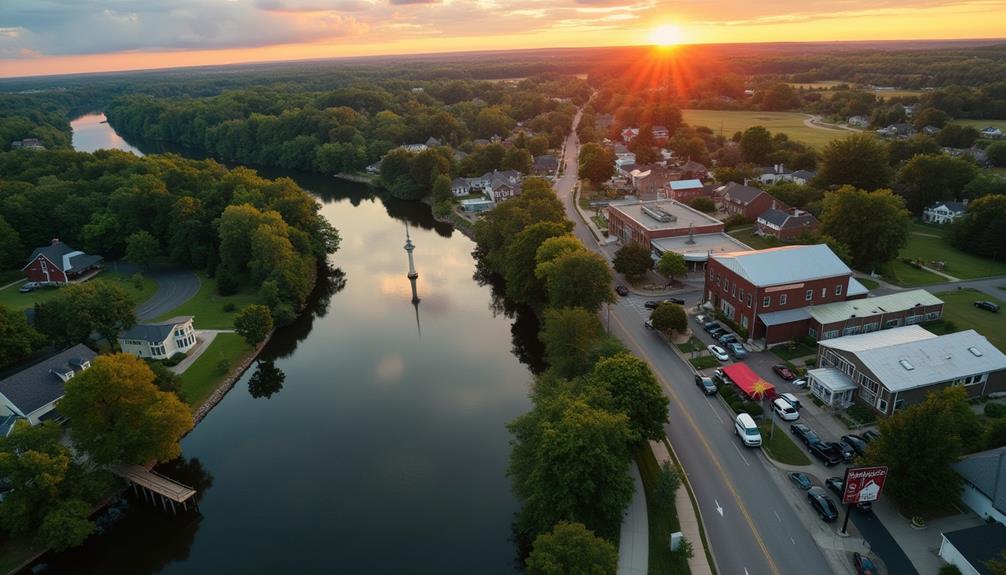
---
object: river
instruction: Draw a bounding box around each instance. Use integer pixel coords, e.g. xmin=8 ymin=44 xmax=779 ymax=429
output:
xmin=47 ymin=114 xmax=540 ymax=574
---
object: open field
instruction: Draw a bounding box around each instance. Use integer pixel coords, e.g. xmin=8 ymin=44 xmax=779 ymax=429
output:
xmin=727 ymin=227 xmax=780 ymax=251
xmin=900 ymin=223 xmax=1006 ymax=279
xmin=868 ymin=88 xmax=925 ymax=100
xmin=951 ymin=119 xmax=1006 ymax=131
xmin=155 ymin=272 xmax=259 ymax=329
xmin=179 ymin=333 xmax=254 ymax=408
xmin=933 ymin=289 xmax=1006 ymax=352
xmin=0 ymin=271 xmax=157 ymax=312
xmin=682 ymin=109 xmax=851 ymax=148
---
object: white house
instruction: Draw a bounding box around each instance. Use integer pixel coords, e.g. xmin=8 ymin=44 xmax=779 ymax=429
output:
xmin=614 ymin=144 xmax=636 ymax=168
xmin=923 ymin=201 xmax=967 ymax=224
xmin=980 ymin=126 xmax=1003 ymax=139
xmin=119 ymin=316 xmax=197 ymax=360
xmin=848 ymin=116 xmax=869 ymax=128
xmin=954 ymin=447 xmax=1006 ymax=524
xmin=0 ymin=344 xmax=97 ymax=425
xmin=939 ymin=524 xmax=1006 ymax=575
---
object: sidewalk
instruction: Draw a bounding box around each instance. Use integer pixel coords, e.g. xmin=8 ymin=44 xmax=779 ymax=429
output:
xmin=618 ymin=461 xmax=649 ymax=575
xmin=871 ymin=498 xmax=982 ymax=574
xmin=650 ymin=440 xmax=714 ymax=575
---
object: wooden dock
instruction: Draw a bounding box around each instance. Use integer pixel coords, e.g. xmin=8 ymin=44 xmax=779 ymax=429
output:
xmin=112 ymin=464 xmax=197 ymax=513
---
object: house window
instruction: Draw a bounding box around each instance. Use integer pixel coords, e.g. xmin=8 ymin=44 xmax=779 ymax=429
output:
xmin=835 ymin=284 xmax=843 ymax=296
xmin=779 ymin=294 xmax=788 ymax=305
xmin=843 ymin=325 xmax=861 ymax=336
xmin=823 ymin=330 xmax=839 ymax=339
xmin=877 ymin=398 xmax=889 ymax=413
xmin=893 ymin=399 xmax=905 ymax=411
xmin=821 ymin=287 xmax=827 ymax=298
xmin=741 ymin=315 xmax=749 ymax=328
xmin=746 ymin=294 xmax=752 ymax=308
xmin=905 ymin=314 xmax=921 ymax=325
xmin=805 ymin=289 xmax=813 ymax=301
xmin=763 ymin=296 xmax=771 ymax=308
xmin=732 ymin=284 xmax=737 ymax=298
xmin=925 ymin=312 xmax=940 ymax=321
xmin=863 ymin=323 xmax=878 ymax=333
xmin=808 ymin=327 xmax=817 ymax=338
xmin=884 ymin=319 xmax=900 ymax=328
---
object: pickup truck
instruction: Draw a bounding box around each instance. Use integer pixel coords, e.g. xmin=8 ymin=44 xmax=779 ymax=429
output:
xmin=807 ymin=440 xmax=844 ymax=467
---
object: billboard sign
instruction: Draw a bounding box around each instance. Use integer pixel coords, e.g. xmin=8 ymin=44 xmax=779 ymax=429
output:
xmin=842 ymin=466 xmax=888 ymax=505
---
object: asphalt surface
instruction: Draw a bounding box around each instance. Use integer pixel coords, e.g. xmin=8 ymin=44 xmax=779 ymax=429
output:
xmin=555 ymin=114 xmax=834 ymax=575
xmin=111 ymin=261 xmax=201 ymax=320
xmin=850 ymin=511 xmax=918 ymax=575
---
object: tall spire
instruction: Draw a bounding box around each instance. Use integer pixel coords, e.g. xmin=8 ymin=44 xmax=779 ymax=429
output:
xmin=404 ymin=222 xmax=421 ymax=336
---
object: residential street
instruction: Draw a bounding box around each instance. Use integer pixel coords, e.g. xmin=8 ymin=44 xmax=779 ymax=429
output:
xmin=111 ymin=262 xmax=201 ymax=320
xmin=554 ymin=112 xmax=837 ymax=575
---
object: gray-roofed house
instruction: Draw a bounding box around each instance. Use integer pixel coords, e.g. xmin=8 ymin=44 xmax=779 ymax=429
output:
xmin=23 ymin=238 xmax=104 ymax=285
xmin=955 ymin=447 xmax=1006 ymax=524
xmin=755 ymin=208 xmax=820 ymax=241
xmin=0 ymin=344 xmax=97 ymax=425
xmin=533 ymin=154 xmax=559 ymax=176
xmin=939 ymin=523 xmax=1006 ymax=575
xmin=923 ymin=201 xmax=968 ymax=224
xmin=816 ymin=326 xmax=1006 ymax=416
xmin=716 ymin=182 xmax=785 ymax=220
xmin=119 ymin=316 xmax=197 ymax=360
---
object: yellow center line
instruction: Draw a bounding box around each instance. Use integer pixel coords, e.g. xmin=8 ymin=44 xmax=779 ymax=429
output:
xmin=611 ymin=310 xmax=783 ymax=575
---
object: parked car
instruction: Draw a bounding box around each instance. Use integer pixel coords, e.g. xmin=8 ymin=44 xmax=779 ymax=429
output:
xmin=808 ymin=440 xmax=844 ymax=466
xmin=840 ymin=434 xmax=870 ymax=457
xmin=779 ymin=392 xmax=801 ymax=410
xmin=615 ymin=285 xmax=629 ymax=297
xmin=788 ymin=472 xmax=813 ymax=490
xmin=708 ymin=345 xmax=730 ymax=362
xmin=772 ymin=398 xmax=800 ymax=421
xmin=711 ymin=368 xmax=726 ymax=385
xmin=833 ymin=441 xmax=855 ymax=463
xmin=975 ymin=300 xmax=1001 ymax=312
xmin=807 ymin=486 xmax=839 ymax=522
xmin=853 ymin=552 xmax=878 ymax=575
xmin=694 ymin=375 xmax=717 ymax=395
xmin=791 ymin=377 xmax=808 ymax=388
xmin=734 ymin=413 xmax=762 ymax=447
xmin=718 ymin=333 xmax=738 ymax=346
xmin=708 ymin=327 xmax=727 ymax=339
xmin=861 ymin=430 xmax=881 ymax=443
xmin=727 ymin=342 xmax=747 ymax=359
xmin=18 ymin=281 xmax=39 ymax=293
xmin=772 ymin=364 xmax=796 ymax=381
xmin=696 ymin=314 xmax=710 ymax=325
xmin=644 ymin=300 xmax=660 ymax=310
xmin=703 ymin=321 xmax=722 ymax=333
xmin=664 ymin=297 xmax=686 ymax=305
xmin=826 ymin=477 xmax=873 ymax=512
xmin=790 ymin=423 xmax=820 ymax=446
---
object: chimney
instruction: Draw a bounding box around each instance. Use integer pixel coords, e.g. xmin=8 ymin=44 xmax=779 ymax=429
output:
xmin=51 ymin=238 xmax=60 ymax=246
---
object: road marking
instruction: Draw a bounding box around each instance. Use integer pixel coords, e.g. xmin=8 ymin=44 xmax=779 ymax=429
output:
xmin=705 ymin=397 xmax=724 ymax=423
xmin=791 ymin=537 xmax=797 ymax=545
xmin=774 ymin=510 xmax=782 ymax=523
xmin=715 ymin=499 xmax=724 ymax=517
xmin=610 ymin=311 xmax=782 ymax=575
xmin=730 ymin=442 xmax=751 ymax=467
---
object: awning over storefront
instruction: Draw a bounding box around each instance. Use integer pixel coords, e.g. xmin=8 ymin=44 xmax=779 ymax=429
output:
xmin=722 ymin=363 xmax=776 ymax=400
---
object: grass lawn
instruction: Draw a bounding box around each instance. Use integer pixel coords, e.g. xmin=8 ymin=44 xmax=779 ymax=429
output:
xmin=899 ymin=228 xmax=1006 ymax=280
xmin=0 ymin=271 xmax=157 ymax=312
xmin=689 ymin=356 xmax=721 ymax=370
xmin=634 ymin=444 xmax=691 ymax=575
xmin=179 ymin=333 xmax=254 ymax=408
xmin=869 ymin=88 xmax=925 ymax=100
xmin=933 ymin=288 xmax=1006 ymax=352
xmin=878 ymin=259 xmax=946 ymax=287
xmin=727 ymin=227 xmax=780 ymax=251
xmin=675 ymin=337 xmax=705 ymax=353
xmin=681 ymin=109 xmax=852 ymax=148
xmin=0 ymin=269 xmax=24 ymax=286
xmin=155 ymin=272 xmax=259 ymax=329
xmin=758 ymin=422 xmax=812 ymax=466
xmin=952 ymin=119 xmax=1006 ymax=131
xmin=855 ymin=277 xmax=880 ymax=290
xmin=772 ymin=341 xmax=817 ymax=361
xmin=0 ymin=534 xmax=43 ymax=574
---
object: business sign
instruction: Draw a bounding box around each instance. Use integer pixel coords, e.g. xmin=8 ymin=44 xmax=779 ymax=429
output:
xmin=842 ymin=465 xmax=888 ymax=505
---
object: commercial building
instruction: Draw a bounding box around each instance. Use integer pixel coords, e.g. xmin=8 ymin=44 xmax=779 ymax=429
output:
xmin=650 ymin=232 xmax=751 ymax=270
xmin=814 ymin=326 xmax=1006 ymax=416
xmin=606 ymin=199 xmax=724 ymax=246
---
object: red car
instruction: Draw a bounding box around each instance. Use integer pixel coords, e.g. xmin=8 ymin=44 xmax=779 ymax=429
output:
xmin=772 ymin=364 xmax=796 ymax=380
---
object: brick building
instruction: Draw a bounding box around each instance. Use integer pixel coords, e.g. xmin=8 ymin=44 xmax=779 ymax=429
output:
xmin=607 ymin=199 xmax=724 ymax=246
xmin=755 ymin=208 xmax=820 ymax=241
xmin=716 ymin=182 xmax=785 ymax=221
xmin=704 ymin=245 xmax=868 ymax=342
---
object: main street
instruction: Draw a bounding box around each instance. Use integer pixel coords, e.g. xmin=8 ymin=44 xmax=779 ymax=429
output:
xmin=554 ymin=112 xmax=835 ymax=575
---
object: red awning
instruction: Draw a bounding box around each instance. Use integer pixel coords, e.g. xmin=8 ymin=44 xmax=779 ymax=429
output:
xmin=722 ymin=363 xmax=776 ymax=400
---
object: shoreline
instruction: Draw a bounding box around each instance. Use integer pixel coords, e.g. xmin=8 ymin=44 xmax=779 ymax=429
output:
xmin=333 ymin=172 xmax=377 ymax=185
xmin=189 ymin=330 xmax=273 ymax=427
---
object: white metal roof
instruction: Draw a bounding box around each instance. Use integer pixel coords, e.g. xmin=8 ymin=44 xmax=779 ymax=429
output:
xmin=711 ymin=244 xmax=851 ymax=287
xmin=808 ymin=289 xmax=943 ymax=325
xmin=847 ymin=278 xmax=869 ymax=297
xmin=670 ymin=179 xmax=703 ymax=191
xmin=818 ymin=325 xmax=935 ymax=352
xmin=808 ymin=368 xmax=857 ymax=392
xmin=650 ymin=233 xmax=752 ymax=262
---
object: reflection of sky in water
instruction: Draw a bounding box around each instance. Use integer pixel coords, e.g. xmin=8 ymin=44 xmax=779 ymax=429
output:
xmin=70 ymin=113 xmax=144 ymax=155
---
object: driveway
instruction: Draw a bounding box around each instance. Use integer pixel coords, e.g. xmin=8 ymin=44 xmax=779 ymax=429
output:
xmin=110 ymin=261 xmax=201 ymax=320
xmin=850 ymin=510 xmax=918 ymax=575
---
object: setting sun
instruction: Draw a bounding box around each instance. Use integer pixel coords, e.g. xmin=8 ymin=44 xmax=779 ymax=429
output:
xmin=650 ymin=25 xmax=685 ymax=47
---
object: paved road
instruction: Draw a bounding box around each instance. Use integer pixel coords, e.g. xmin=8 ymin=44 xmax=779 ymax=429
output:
xmin=555 ymin=112 xmax=834 ymax=575
xmin=850 ymin=511 xmax=918 ymax=575
xmin=872 ymin=274 xmax=1006 ymax=299
xmin=112 ymin=261 xmax=201 ymax=320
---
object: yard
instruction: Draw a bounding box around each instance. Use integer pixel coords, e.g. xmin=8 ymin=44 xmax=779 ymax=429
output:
xmin=899 ymin=223 xmax=1006 ymax=279
xmin=0 ymin=271 xmax=157 ymax=312
xmin=877 ymin=259 xmax=946 ymax=287
xmin=681 ymin=109 xmax=853 ymax=148
xmin=154 ymin=272 xmax=259 ymax=329
xmin=727 ymin=227 xmax=780 ymax=251
xmin=933 ymin=288 xmax=1006 ymax=352
xmin=758 ymin=422 xmax=812 ymax=466
xmin=179 ymin=333 xmax=254 ymax=408
xmin=689 ymin=356 xmax=721 ymax=370
xmin=951 ymin=119 xmax=1006 ymax=131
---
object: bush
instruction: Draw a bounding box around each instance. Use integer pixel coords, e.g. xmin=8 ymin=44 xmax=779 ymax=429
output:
xmin=131 ymin=272 xmax=144 ymax=291
xmin=689 ymin=197 xmax=716 ymax=213
xmin=938 ymin=565 xmax=962 ymax=575
xmin=985 ymin=403 xmax=1006 ymax=419
xmin=216 ymin=268 xmax=240 ymax=296
xmin=723 ymin=214 xmax=750 ymax=231
xmin=742 ymin=402 xmax=764 ymax=417
xmin=653 ymin=461 xmax=681 ymax=509
xmin=271 ymin=303 xmax=297 ymax=326
xmin=161 ymin=352 xmax=187 ymax=367
xmin=223 ymin=303 xmax=237 ymax=312
xmin=846 ymin=403 xmax=877 ymax=425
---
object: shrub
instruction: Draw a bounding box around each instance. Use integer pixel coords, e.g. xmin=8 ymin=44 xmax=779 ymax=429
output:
xmin=131 ymin=272 xmax=144 ymax=291
xmin=161 ymin=352 xmax=187 ymax=367
xmin=846 ymin=403 xmax=877 ymax=425
xmin=223 ymin=303 xmax=237 ymax=312
xmin=653 ymin=461 xmax=681 ymax=509
xmin=723 ymin=214 xmax=750 ymax=231
xmin=742 ymin=402 xmax=764 ymax=417
xmin=938 ymin=565 xmax=962 ymax=575
xmin=215 ymin=359 xmax=231 ymax=375
xmin=216 ymin=268 xmax=240 ymax=296
xmin=804 ymin=358 xmax=817 ymax=368
xmin=985 ymin=403 xmax=1006 ymax=419
xmin=271 ymin=303 xmax=297 ymax=326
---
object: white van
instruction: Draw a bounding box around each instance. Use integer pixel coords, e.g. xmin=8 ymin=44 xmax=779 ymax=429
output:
xmin=734 ymin=413 xmax=762 ymax=447
xmin=772 ymin=398 xmax=800 ymax=421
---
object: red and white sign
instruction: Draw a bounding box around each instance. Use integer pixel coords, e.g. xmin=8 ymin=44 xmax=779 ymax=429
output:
xmin=842 ymin=466 xmax=888 ymax=505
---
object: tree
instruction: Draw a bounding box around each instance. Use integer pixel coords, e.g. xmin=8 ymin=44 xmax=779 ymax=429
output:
xmin=0 ymin=214 xmax=24 ymax=269
xmin=650 ymin=302 xmax=687 ymax=334
xmin=937 ymin=124 xmax=979 ymax=149
xmin=656 ymin=251 xmax=687 ymax=280
xmin=888 ymin=135 xmax=940 ymax=167
xmin=612 ymin=243 xmax=653 ymax=279
xmin=537 ymin=250 xmax=614 ymax=311
xmin=504 ymin=222 xmax=572 ymax=307
xmin=816 ymin=134 xmax=891 ymax=191
xmin=866 ymin=387 xmax=974 ymax=514
xmin=950 ymin=194 xmax=1006 ymax=259
xmin=766 ymin=183 xmax=822 ymax=210
xmin=431 ymin=173 xmax=453 ymax=205
xmin=503 ymin=147 xmax=533 ymax=174
xmin=525 ymin=522 xmax=618 ymax=575
xmin=37 ymin=499 xmax=95 ymax=551
xmin=34 ymin=281 xmax=136 ymax=349
xmin=987 ymin=142 xmax=1006 ymax=167
xmin=820 ymin=186 xmax=911 ymax=270
xmin=689 ymin=197 xmax=716 ymax=213
xmin=963 ymin=173 xmax=1006 ymax=200
xmin=540 ymin=307 xmax=603 ymax=379
xmin=0 ymin=304 xmax=44 ymax=371
xmin=896 ymin=154 xmax=978 ymax=215
xmin=912 ymin=108 xmax=950 ymax=131
xmin=124 ymin=230 xmax=160 ymax=270
xmin=578 ymin=143 xmax=615 ymax=185
xmin=60 ymin=354 xmax=193 ymax=465
xmin=759 ymin=83 xmax=801 ymax=111
xmin=146 ymin=360 xmax=183 ymax=396
xmin=653 ymin=461 xmax=681 ymax=509
xmin=589 ymin=353 xmax=669 ymax=443
xmin=234 ymin=304 xmax=274 ymax=346
xmin=508 ymin=394 xmax=634 ymax=538
xmin=740 ymin=126 xmax=773 ymax=165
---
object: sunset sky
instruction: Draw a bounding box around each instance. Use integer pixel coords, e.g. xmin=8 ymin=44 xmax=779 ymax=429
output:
xmin=1 ymin=0 xmax=1003 ymax=78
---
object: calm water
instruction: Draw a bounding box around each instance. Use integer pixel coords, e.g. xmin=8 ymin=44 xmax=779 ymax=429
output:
xmin=49 ymin=115 xmax=539 ymax=574
xmin=70 ymin=113 xmax=144 ymax=156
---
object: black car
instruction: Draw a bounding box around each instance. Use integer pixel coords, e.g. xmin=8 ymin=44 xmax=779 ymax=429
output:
xmin=644 ymin=300 xmax=661 ymax=310
xmin=808 ymin=440 xmax=844 ymax=466
xmin=861 ymin=430 xmax=881 ymax=443
xmin=615 ymin=285 xmax=629 ymax=297
xmin=841 ymin=434 xmax=870 ymax=457
xmin=807 ymin=486 xmax=839 ymax=522
xmin=834 ymin=441 xmax=856 ymax=463
xmin=694 ymin=375 xmax=717 ymax=395
xmin=790 ymin=423 xmax=820 ymax=446
xmin=703 ymin=321 xmax=722 ymax=333
xmin=975 ymin=300 xmax=1000 ymax=312
xmin=718 ymin=333 xmax=738 ymax=346
xmin=708 ymin=327 xmax=727 ymax=339
xmin=789 ymin=472 xmax=813 ymax=490
xmin=664 ymin=297 xmax=686 ymax=305
xmin=826 ymin=477 xmax=873 ymax=512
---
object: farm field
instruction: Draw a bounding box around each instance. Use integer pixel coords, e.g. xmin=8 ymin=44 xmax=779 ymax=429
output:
xmin=681 ymin=109 xmax=853 ymax=148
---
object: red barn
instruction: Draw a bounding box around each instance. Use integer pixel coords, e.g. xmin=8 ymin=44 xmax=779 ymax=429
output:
xmin=22 ymin=239 xmax=103 ymax=285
